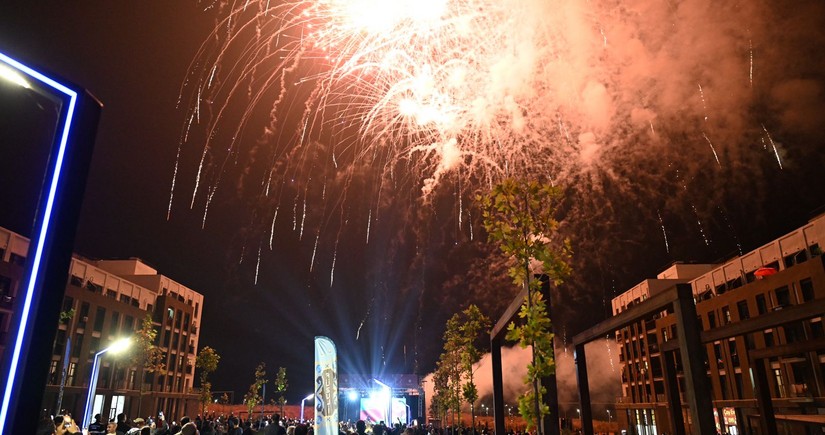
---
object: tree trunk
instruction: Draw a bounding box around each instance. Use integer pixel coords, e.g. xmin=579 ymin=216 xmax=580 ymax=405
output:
xmin=525 ymin=257 xmax=542 ymax=435
xmin=137 ymin=377 xmax=144 ymax=419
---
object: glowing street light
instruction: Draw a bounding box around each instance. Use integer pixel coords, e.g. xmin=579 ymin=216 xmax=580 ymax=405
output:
xmin=607 ymin=409 xmax=612 ymax=424
xmin=0 ymin=62 xmax=31 ymax=89
xmin=300 ymin=394 xmax=314 ymax=421
xmin=82 ymin=337 xmax=132 ymax=430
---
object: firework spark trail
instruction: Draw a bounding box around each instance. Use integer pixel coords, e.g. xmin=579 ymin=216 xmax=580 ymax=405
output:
xmin=698 ymin=83 xmax=708 ymax=122
xmin=656 ymin=210 xmax=669 ymax=253
xmin=255 ymin=243 xmax=262 ymax=284
xmin=702 ymin=132 xmax=721 ymax=167
xmin=761 ymin=124 xmax=783 ymax=169
xmin=748 ymin=37 xmax=754 ymax=88
xmin=176 ymin=0 xmax=819 ymax=290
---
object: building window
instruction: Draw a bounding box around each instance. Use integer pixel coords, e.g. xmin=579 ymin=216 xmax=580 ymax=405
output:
xmin=90 ymin=337 xmax=100 ymax=355
xmin=719 ymin=374 xmax=728 ymax=400
xmin=811 ymin=319 xmax=824 ymax=339
xmin=756 ymin=294 xmax=768 ymax=314
xmin=800 ymin=278 xmax=815 ymax=302
xmin=124 ymin=316 xmax=134 ymax=332
xmin=73 ymin=334 xmax=84 ymax=358
xmin=707 ymin=312 xmax=716 ymax=328
xmin=79 ymin=302 xmax=90 ymax=327
xmin=62 ymin=296 xmax=74 ymax=313
xmin=728 ymin=339 xmax=739 ymax=366
xmin=775 ymin=286 xmax=791 ymax=308
xmin=737 ymin=301 xmax=750 ymax=320
xmin=774 ymin=369 xmax=786 ymax=398
xmin=0 ymin=276 xmax=11 ymax=296
xmin=93 ymin=307 xmax=106 ymax=332
xmin=175 ymin=309 xmax=182 ymax=329
xmin=69 ymin=275 xmax=83 ymax=287
xmin=48 ymin=360 xmax=59 ymax=384
xmin=128 ymin=370 xmax=137 ymax=390
xmin=106 ymin=289 xmax=117 ymax=299
xmin=764 ymin=330 xmax=775 ymax=347
xmin=110 ymin=312 xmax=120 ymax=335
xmin=85 ymin=280 xmax=102 ymax=293
xmin=734 ymin=373 xmax=744 ymax=398
xmin=745 ymin=333 xmax=756 ymax=350
xmin=53 ymin=330 xmax=66 ymax=355
xmin=9 ymin=253 xmax=26 ymax=266
xmin=713 ymin=342 xmax=724 ymax=369
xmin=66 ymin=362 xmax=77 ymax=386
xmin=721 ymin=306 xmax=732 ymax=324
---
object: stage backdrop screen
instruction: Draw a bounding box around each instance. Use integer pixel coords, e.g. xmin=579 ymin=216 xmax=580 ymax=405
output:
xmin=360 ymin=397 xmax=407 ymax=424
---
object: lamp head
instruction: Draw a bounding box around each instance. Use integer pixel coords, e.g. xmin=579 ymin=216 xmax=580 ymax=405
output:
xmin=107 ymin=337 xmax=132 ymax=354
xmin=0 ymin=62 xmax=31 ymax=89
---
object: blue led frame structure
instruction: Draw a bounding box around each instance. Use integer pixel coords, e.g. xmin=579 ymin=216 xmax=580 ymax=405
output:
xmin=0 ymin=51 xmax=101 ymax=434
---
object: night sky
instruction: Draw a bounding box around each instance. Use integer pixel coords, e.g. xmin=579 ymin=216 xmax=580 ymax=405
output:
xmin=1 ymin=0 xmax=824 ymax=406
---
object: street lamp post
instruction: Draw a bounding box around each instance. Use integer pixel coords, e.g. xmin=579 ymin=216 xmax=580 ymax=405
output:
xmin=82 ymin=338 xmax=131 ymax=430
xmin=300 ymin=394 xmax=314 ymax=422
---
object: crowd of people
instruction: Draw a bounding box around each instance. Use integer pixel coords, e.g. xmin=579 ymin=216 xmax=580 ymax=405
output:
xmin=36 ymin=411 xmax=502 ymax=435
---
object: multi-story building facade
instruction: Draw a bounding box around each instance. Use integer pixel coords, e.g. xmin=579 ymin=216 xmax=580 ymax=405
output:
xmin=0 ymin=226 xmax=204 ymax=422
xmin=0 ymin=227 xmax=29 ymax=358
xmin=612 ymin=214 xmax=825 ymax=435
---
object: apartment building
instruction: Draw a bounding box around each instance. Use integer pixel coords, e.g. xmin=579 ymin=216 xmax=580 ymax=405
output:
xmin=0 ymin=226 xmax=205 ymax=422
xmin=611 ymin=214 xmax=825 ymax=435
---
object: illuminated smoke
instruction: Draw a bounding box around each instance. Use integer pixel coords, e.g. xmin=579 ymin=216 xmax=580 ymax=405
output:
xmin=422 ymin=340 xmax=621 ymax=413
xmin=179 ymin=0 xmax=825 ymax=242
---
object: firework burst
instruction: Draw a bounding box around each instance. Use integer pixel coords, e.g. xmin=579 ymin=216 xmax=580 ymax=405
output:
xmin=177 ymin=0 xmax=824 ymax=291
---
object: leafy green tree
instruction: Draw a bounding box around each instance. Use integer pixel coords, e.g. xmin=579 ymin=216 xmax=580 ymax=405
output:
xmin=243 ymin=362 xmax=267 ymax=419
xmin=59 ymin=308 xmax=75 ymax=324
xmin=274 ymin=367 xmax=288 ymax=417
xmin=196 ymin=346 xmax=221 ymax=416
xmin=430 ymin=363 xmax=451 ymax=425
xmin=130 ymin=314 xmax=166 ymax=419
xmin=433 ymin=305 xmax=490 ymax=430
xmin=199 ymin=381 xmax=213 ymax=415
xmin=458 ymin=305 xmax=490 ymax=431
xmin=479 ymin=178 xmax=571 ymax=434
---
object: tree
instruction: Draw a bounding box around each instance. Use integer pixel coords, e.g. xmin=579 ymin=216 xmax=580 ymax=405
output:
xmin=196 ymin=346 xmax=221 ymax=416
xmin=274 ymin=367 xmax=288 ymax=418
xmin=199 ymin=381 xmax=212 ymax=415
xmin=432 ymin=305 xmax=490 ymax=432
xmin=130 ymin=314 xmax=166 ymax=419
xmin=458 ymin=305 xmax=489 ymax=432
xmin=243 ymin=362 xmax=267 ymax=420
xmin=479 ymin=178 xmax=572 ymax=434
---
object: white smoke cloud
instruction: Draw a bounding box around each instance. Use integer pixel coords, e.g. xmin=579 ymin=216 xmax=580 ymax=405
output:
xmin=422 ymin=339 xmax=621 ymax=414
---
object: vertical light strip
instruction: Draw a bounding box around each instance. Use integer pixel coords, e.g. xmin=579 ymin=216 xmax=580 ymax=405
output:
xmin=0 ymin=52 xmax=78 ymax=434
